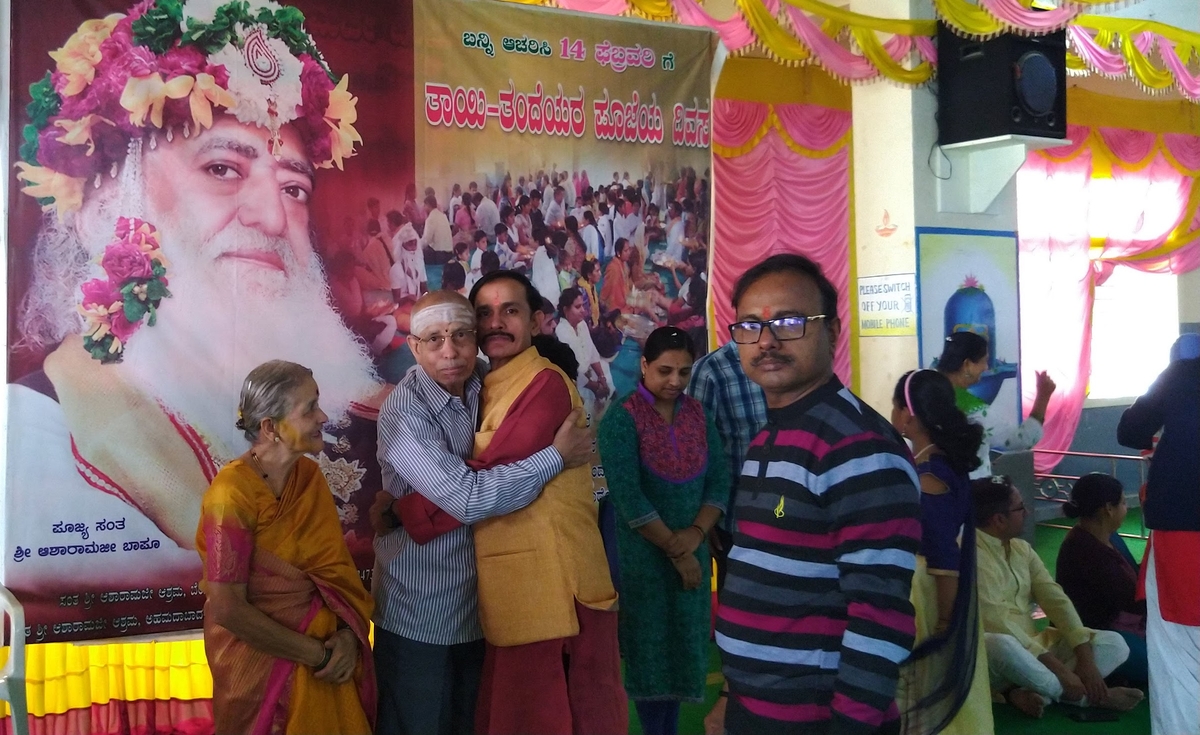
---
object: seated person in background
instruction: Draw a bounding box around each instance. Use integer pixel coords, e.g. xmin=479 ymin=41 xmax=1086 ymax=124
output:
xmin=479 ymin=250 xmax=501 ymax=279
xmin=440 ymin=261 xmax=468 ymax=297
xmin=495 ymin=224 xmax=526 ymax=273
xmin=1056 ymin=474 xmax=1147 ymax=687
xmin=539 ymin=298 xmax=560 ymax=337
xmin=974 ymin=476 xmax=1143 ymax=718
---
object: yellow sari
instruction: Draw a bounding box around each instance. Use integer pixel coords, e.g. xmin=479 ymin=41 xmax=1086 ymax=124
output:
xmin=196 ymin=458 xmax=375 ymax=735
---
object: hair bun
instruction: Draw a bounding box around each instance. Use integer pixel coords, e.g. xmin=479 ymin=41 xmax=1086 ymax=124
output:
xmin=235 ymin=417 xmax=246 ymax=431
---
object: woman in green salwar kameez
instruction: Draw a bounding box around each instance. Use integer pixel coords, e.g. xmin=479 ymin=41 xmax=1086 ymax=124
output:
xmin=598 ymin=327 xmax=730 ymax=735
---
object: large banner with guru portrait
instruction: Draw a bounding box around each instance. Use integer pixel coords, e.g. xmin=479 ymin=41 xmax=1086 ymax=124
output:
xmin=5 ymin=0 xmax=416 ymax=643
xmin=411 ymin=0 xmax=715 ymax=424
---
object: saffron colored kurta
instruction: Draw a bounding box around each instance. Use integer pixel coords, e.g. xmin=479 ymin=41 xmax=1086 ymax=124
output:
xmin=598 ymin=388 xmax=730 ymax=701
xmin=197 ymin=458 xmax=376 ymax=735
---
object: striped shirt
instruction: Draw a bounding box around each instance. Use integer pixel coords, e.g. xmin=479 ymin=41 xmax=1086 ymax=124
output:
xmin=373 ymin=362 xmax=563 ymax=645
xmin=717 ymin=377 xmax=921 ymax=735
xmin=687 ymin=340 xmax=768 ymax=530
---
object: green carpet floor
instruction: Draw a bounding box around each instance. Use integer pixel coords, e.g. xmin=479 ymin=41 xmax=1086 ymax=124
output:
xmin=629 ymin=509 xmax=1153 ymax=734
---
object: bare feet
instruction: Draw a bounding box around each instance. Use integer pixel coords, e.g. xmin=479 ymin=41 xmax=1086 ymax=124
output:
xmin=1006 ymin=688 xmax=1046 ymax=718
xmin=704 ymin=695 xmax=727 ymax=735
xmin=1097 ymin=687 xmax=1144 ymax=712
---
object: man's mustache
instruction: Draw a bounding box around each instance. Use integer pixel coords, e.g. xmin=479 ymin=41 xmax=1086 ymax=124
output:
xmin=482 ymin=331 xmax=515 ymax=342
xmin=751 ymin=353 xmax=793 ymax=367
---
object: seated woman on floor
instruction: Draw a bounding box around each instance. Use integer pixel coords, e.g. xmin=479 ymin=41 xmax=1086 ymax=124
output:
xmin=1056 ymin=473 xmax=1148 ymax=687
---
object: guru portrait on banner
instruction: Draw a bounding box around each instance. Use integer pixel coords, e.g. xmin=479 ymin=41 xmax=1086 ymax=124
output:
xmin=5 ymin=0 xmax=415 ymax=642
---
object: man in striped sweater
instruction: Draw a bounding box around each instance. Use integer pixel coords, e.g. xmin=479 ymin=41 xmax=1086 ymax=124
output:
xmin=715 ymin=254 xmax=922 ymax=735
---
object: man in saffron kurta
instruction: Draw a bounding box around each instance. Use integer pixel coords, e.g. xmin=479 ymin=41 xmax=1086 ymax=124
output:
xmin=471 ymin=271 xmax=625 ymax=734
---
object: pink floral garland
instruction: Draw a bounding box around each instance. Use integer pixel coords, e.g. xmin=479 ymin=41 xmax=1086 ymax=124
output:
xmin=78 ymin=217 xmax=171 ymax=363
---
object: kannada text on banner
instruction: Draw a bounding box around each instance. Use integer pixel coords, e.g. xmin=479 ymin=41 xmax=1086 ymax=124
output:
xmin=412 ymin=0 xmax=715 ymax=436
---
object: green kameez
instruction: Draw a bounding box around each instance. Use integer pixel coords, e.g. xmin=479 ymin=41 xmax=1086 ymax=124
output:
xmin=598 ymin=391 xmax=730 ymax=701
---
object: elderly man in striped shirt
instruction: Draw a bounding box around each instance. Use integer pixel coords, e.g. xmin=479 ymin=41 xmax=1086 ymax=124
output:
xmin=368 ymin=290 xmax=593 ymax=735
xmin=715 ymin=254 xmax=921 ymax=735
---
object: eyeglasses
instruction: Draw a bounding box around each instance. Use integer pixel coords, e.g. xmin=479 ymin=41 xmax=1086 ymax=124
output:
xmin=415 ymin=329 xmax=476 ymax=349
xmin=1008 ymin=503 xmax=1027 ymax=514
xmin=728 ymin=315 xmax=827 ymax=345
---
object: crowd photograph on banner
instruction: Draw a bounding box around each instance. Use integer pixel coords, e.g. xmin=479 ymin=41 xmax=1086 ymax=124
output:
xmin=340 ymin=166 xmax=713 ymax=420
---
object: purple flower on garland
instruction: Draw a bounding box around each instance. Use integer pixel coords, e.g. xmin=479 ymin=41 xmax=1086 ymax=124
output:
xmin=79 ymin=216 xmax=171 ymax=363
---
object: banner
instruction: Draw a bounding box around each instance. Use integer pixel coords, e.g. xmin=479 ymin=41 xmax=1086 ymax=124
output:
xmin=413 ymin=0 xmax=715 ymax=426
xmin=916 ymin=228 xmax=1023 ymax=439
xmin=5 ymin=0 xmax=415 ymax=643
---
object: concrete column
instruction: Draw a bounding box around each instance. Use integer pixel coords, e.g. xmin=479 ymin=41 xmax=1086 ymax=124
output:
xmin=850 ymin=0 xmax=1019 ymax=412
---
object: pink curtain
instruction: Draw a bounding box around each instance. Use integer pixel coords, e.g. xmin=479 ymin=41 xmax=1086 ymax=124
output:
xmin=1017 ymin=133 xmax=1200 ymax=473
xmin=712 ymin=100 xmax=853 ymax=384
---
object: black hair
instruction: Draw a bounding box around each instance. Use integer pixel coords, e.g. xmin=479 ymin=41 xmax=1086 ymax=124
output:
xmin=558 ymin=287 xmax=583 ymax=317
xmin=614 ymin=238 xmax=628 ymax=256
xmin=532 ymin=335 xmax=579 ymax=381
xmin=471 ymin=192 xmax=484 ymax=205
xmin=441 ymin=262 xmax=466 ymax=292
xmin=453 ymin=241 xmax=469 ymax=257
xmin=565 ymin=215 xmax=579 ymax=232
xmin=469 ymin=268 xmax=542 ymax=314
xmin=937 ymin=332 xmax=989 ymax=375
xmin=892 ymin=370 xmax=983 ymax=475
xmin=551 ymin=231 xmax=569 ymax=248
xmin=583 ymin=209 xmax=597 ymax=224
xmin=687 ymin=249 xmax=707 ymax=274
xmin=539 ymin=297 xmax=557 ymax=319
xmin=580 ymin=259 xmax=597 ymax=280
xmin=517 ymin=195 xmax=530 ymax=209
xmin=366 ymin=219 xmax=381 ymax=236
xmin=1064 ymin=473 xmax=1124 ymax=520
xmin=423 ymin=194 xmax=438 ymax=209
xmin=473 ymin=229 xmax=488 ymax=243
xmin=500 ymin=205 xmax=514 ymax=221
xmin=972 ymin=476 xmax=1016 ymax=528
xmin=494 ymin=223 xmax=508 ymax=236
xmin=731 ymin=254 xmax=838 ymax=320
xmin=480 ymin=250 xmax=500 ymax=276
xmin=643 ymin=326 xmax=695 ymax=363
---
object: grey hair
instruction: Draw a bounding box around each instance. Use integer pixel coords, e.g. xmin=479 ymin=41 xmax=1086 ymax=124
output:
xmin=18 ymin=142 xmax=145 ymax=349
xmin=236 ymin=360 xmax=315 ymax=442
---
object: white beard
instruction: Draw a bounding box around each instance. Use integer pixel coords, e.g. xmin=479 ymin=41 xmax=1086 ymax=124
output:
xmin=118 ymin=217 xmax=380 ymax=459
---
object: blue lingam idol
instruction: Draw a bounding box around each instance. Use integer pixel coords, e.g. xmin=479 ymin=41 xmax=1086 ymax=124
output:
xmin=942 ymin=276 xmax=1018 ymax=405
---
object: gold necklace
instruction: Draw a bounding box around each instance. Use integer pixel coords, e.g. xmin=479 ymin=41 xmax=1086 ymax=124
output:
xmin=249 ymin=451 xmax=268 ymax=479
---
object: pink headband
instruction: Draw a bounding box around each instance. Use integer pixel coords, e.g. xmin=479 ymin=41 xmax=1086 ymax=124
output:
xmin=903 ymin=369 xmax=935 ymax=415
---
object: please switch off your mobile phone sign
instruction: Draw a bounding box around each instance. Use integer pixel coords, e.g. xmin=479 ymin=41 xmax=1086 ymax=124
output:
xmin=858 ymin=274 xmax=916 ymax=337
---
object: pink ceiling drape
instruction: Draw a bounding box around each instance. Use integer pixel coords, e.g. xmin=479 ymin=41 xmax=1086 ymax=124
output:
xmin=1017 ymin=129 xmax=1200 ymax=473
xmin=711 ymin=100 xmax=853 ymax=384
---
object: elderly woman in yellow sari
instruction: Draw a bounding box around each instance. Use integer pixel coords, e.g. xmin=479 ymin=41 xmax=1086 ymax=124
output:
xmin=197 ymin=360 xmax=376 ymax=734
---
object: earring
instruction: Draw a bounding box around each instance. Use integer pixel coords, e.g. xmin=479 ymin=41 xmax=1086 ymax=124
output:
xmin=274 ymin=436 xmax=281 ymax=443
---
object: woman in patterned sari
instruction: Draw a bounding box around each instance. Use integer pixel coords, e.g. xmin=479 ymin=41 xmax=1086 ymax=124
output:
xmin=197 ymin=360 xmax=375 ymax=734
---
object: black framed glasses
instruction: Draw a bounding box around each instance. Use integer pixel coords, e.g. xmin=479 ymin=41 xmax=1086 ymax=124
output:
xmin=728 ymin=315 xmax=827 ymax=345
xmin=415 ymin=329 xmax=476 ymax=349
xmin=1008 ymin=502 xmax=1027 ymax=514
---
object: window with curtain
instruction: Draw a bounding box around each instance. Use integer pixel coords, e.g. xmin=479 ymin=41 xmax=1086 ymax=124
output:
xmin=1088 ymin=266 xmax=1179 ymax=401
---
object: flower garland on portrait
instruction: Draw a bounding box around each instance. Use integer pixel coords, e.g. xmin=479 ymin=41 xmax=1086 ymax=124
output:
xmin=15 ymin=0 xmax=362 ymax=220
xmin=79 ymin=218 xmax=172 ymax=364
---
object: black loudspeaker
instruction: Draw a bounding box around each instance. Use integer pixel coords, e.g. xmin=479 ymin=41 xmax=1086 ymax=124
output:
xmin=937 ymin=23 xmax=1067 ymax=146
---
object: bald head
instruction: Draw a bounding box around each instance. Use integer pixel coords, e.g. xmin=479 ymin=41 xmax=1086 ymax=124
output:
xmin=410 ymin=291 xmax=475 ymax=339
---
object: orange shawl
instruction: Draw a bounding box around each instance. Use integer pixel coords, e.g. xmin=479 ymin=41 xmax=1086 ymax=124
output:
xmin=197 ymin=458 xmax=375 ymax=735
